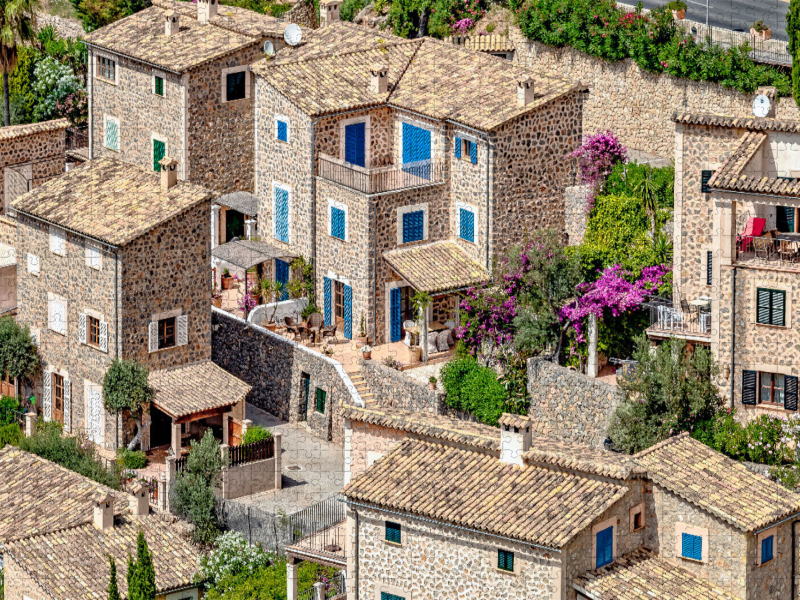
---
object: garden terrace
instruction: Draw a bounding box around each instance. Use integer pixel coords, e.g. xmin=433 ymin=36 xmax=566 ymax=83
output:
xmin=317 ymin=155 xmax=445 ymax=195
xmin=645 ymin=298 xmax=712 ymax=343
xmin=285 ymin=494 xmax=347 ymax=569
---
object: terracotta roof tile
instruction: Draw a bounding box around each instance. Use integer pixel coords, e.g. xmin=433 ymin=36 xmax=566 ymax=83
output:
xmin=674 ymin=111 xmax=800 ymax=134
xmin=498 ymin=413 xmax=531 ymax=429
xmin=343 ymin=438 xmax=629 ymax=548
xmin=634 ymin=433 xmax=800 ymax=531
xmin=11 ymin=157 xmax=212 ymax=246
xmin=446 ymin=34 xmax=516 ymax=53
xmin=523 ymin=439 xmax=643 ymax=481
xmin=4 ymin=514 xmax=201 ymax=599
xmin=149 ymin=360 xmax=251 ymax=419
xmin=574 ymin=548 xmax=737 ymax=600
xmin=0 ymin=446 xmax=126 ymax=543
xmin=383 ymin=240 xmax=488 ymax=294
xmin=0 ymin=118 xmax=69 ymax=141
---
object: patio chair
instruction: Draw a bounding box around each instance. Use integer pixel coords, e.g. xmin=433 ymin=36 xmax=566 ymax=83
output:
xmin=753 ymin=232 xmax=775 ymax=259
xmin=321 ymin=320 xmax=339 ymax=343
xmin=436 ymin=329 xmax=451 ymax=352
xmin=307 ymin=313 xmax=324 ymax=342
xmin=777 ymin=239 xmax=795 ymax=263
xmin=403 ymin=320 xmax=416 ymax=346
xmin=739 ymin=217 xmax=766 ymax=252
xmin=283 ymin=316 xmax=299 ymax=339
xmin=680 ymin=298 xmax=691 ymax=314
xmin=296 ymin=326 xmax=313 ymax=346
xmin=427 ymin=332 xmax=439 ymax=355
xmin=444 ymin=320 xmax=455 ymax=329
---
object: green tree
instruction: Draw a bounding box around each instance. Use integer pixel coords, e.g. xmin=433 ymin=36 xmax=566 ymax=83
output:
xmin=107 ymin=556 xmax=121 ymax=600
xmin=127 ymin=530 xmax=156 ymax=600
xmin=607 ymin=335 xmax=722 ymax=453
xmin=0 ymin=0 xmax=39 ymax=126
xmin=0 ymin=316 xmax=39 ymax=383
xmin=633 ymin=167 xmax=661 ymax=237
xmin=102 ymin=359 xmax=153 ymax=450
xmin=789 ymin=0 xmax=800 ymax=106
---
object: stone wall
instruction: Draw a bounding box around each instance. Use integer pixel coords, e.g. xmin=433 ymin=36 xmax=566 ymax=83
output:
xmin=360 ymin=358 xmax=443 ymax=414
xmin=345 ymin=417 xmax=408 ymax=483
xmin=1 ymin=119 xmax=68 ymax=212
xmin=0 ymin=215 xmax=16 ymax=247
xmin=211 ymin=308 xmax=361 ymax=443
xmin=220 ymin=436 xmax=282 ymax=500
xmin=527 ymin=358 xmax=626 ymax=448
xmin=565 ymin=184 xmax=591 ymax=246
xmin=2 ymin=553 xmax=51 ymax=600
xmin=284 ymin=0 xmax=317 ymax=29
xmin=514 ymin=39 xmax=800 ymax=158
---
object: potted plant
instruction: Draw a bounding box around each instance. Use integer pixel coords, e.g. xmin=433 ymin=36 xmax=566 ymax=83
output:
xmin=666 ymin=0 xmax=686 ymax=20
xmin=407 ymin=343 xmax=422 ymax=364
xmin=355 ymin=313 xmax=368 ymax=346
xmin=321 ymin=343 xmax=334 ymax=356
xmin=751 ymin=20 xmax=772 ymax=39
xmin=211 ymin=288 xmax=223 ymax=308
xmin=221 ymin=268 xmax=234 ymax=290
xmin=259 ymin=277 xmax=287 ymax=331
xmin=428 ymin=376 xmax=437 ymax=391
xmin=361 ymin=344 xmax=373 ymax=360
xmin=411 ymin=291 xmax=433 ymax=364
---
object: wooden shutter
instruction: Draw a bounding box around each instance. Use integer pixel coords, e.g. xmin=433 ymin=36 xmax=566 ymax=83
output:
xmin=275 ymin=187 xmax=289 ymax=242
xmin=772 ymin=290 xmax=786 ymax=327
xmin=177 ymin=315 xmax=188 ymax=346
xmin=460 ymin=208 xmax=474 ymax=243
xmin=324 ymin=277 xmax=332 ymax=326
xmin=454 ymin=136 xmax=461 ymax=158
xmin=99 ymin=321 xmax=108 ymax=353
xmin=63 ymin=378 xmax=71 ymax=433
xmin=706 ymin=251 xmax=712 ymax=286
xmin=153 ymin=139 xmax=166 ymax=172
xmin=757 ymin=289 xmax=772 ymax=324
xmin=701 ymin=170 xmax=713 ymax=193
xmin=78 ymin=313 xmax=87 ymax=345
xmin=343 ymin=285 xmax=352 ymax=340
xmin=742 ymin=369 xmax=757 ymax=405
xmin=148 ymin=321 xmax=159 ymax=353
xmin=469 ymin=140 xmax=477 ymax=164
xmin=785 ymin=375 xmax=798 ymax=411
xmin=42 ymin=371 xmax=52 ymax=422
xmin=390 ymin=288 xmax=401 ymax=342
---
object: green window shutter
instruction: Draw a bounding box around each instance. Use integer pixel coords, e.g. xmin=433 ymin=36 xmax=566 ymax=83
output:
xmin=706 ymin=251 xmax=713 ymax=286
xmin=772 ymin=290 xmax=786 ymax=326
xmin=153 ymin=139 xmax=166 ymax=172
xmin=498 ymin=549 xmax=514 ymax=571
xmin=701 ymin=170 xmax=713 ymax=193
xmin=757 ymin=288 xmax=786 ymax=326
xmin=315 ymin=388 xmax=326 ymax=413
xmin=757 ymin=288 xmax=772 ymax=324
xmin=155 ymin=76 xmax=164 ymax=96
xmin=385 ymin=521 xmax=401 ymax=543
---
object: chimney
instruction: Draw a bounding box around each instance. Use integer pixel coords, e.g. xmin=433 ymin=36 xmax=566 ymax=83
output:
xmin=517 ymin=76 xmax=535 ymax=107
xmin=197 ymin=0 xmax=218 ymax=24
xmin=370 ymin=63 xmax=388 ymax=95
xmin=165 ymin=10 xmax=179 ymax=36
xmin=498 ymin=413 xmax=532 ymax=467
xmin=320 ymin=0 xmax=342 ymax=26
xmin=159 ymin=156 xmax=179 ymax=191
xmin=92 ymin=491 xmax=114 ymax=531
xmin=129 ymin=483 xmax=149 ymax=517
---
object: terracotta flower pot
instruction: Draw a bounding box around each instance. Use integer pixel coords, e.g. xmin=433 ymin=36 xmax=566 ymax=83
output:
xmin=408 ymin=346 xmax=421 ymax=364
xmin=428 ymin=382 xmax=436 ymax=391
xmin=212 ymin=297 xmax=222 ymax=308
xmin=671 ymin=9 xmax=685 ymax=19
xmin=264 ymin=321 xmax=278 ymax=332
xmin=750 ymin=28 xmax=771 ymax=40
xmin=221 ymin=275 xmax=234 ymax=290
xmin=362 ymin=351 xmax=372 ymax=360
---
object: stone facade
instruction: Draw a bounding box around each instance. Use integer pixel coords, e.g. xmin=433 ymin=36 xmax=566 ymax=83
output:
xmin=0 ymin=119 xmax=68 ymax=212
xmin=211 ymin=308 xmax=359 ymax=443
xmin=527 ymin=358 xmax=626 ymax=448
xmin=360 ymin=358 xmax=443 ymax=414
xmin=514 ymin=39 xmax=800 ymax=158
xmin=345 ymin=418 xmax=408 ymax=482
xmin=564 ymin=184 xmax=591 ymax=246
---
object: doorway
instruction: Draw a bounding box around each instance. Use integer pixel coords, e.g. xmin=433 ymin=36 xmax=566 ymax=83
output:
xmin=225 ymin=209 xmax=245 ymax=242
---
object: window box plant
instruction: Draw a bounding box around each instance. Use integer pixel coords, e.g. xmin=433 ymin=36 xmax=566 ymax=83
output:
xmin=355 ymin=313 xmax=368 ymax=347
xmin=361 ymin=344 xmax=373 ymax=360
xmin=428 ymin=376 xmax=437 ymax=391
xmin=751 ymin=20 xmax=771 ymax=39
xmin=221 ymin=268 xmax=234 ymax=290
xmin=666 ymin=0 xmax=686 ymax=20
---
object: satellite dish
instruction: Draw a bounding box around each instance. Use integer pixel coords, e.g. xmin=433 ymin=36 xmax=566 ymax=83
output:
xmin=264 ymin=40 xmax=274 ymax=56
xmin=753 ymin=94 xmax=771 ymax=118
xmin=284 ymin=23 xmax=302 ymax=46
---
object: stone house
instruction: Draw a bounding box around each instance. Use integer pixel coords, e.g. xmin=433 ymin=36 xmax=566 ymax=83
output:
xmin=0 ymin=448 xmax=202 ymax=600
xmin=290 ymin=408 xmax=800 ymax=600
xmin=10 ymin=156 xmax=248 ymax=453
xmin=83 ymin=0 xmax=305 ymax=200
xmin=661 ymin=103 xmax=800 ymax=418
xmin=251 ymin=20 xmax=584 ymax=345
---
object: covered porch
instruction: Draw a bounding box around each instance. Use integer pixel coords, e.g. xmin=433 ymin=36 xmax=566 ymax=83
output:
xmin=147 ymin=360 xmax=252 ymax=460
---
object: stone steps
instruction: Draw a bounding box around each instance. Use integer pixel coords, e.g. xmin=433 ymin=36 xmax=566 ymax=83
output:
xmin=348 ymin=373 xmax=378 ymax=408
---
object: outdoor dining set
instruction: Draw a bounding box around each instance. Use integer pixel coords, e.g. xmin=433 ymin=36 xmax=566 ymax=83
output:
xmin=737 ymin=217 xmax=800 ymax=265
xmin=282 ymin=313 xmax=338 ymax=345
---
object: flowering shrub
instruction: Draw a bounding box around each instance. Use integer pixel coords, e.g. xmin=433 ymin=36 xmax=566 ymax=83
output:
xmin=567 ymin=130 xmax=627 ymax=209
xmin=378 ymin=0 xmax=486 ymax=38
xmin=237 ymin=279 xmax=258 ymax=314
xmin=54 ymin=89 xmax=88 ymax=126
xmin=31 ymin=58 xmax=83 ymax=123
xmin=382 ymin=356 xmax=402 ymax=370
xmin=452 ymin=18 xmax=474 ymax=33
xmin=197 ymin=531 xmax=272 ymax=589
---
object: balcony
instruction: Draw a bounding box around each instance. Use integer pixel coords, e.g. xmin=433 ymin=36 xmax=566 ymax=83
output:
xmin=646 ymin=298 xmax=712 ymax=342
xmin=284 ymin=494 xmax=347 ymax=568
xmin=737 ymin=234 xmax=800 ymax=270
xmin=317 ymin=154 xmax=444 ymax=195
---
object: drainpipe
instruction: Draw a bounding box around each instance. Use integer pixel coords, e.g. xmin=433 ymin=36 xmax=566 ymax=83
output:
xmin=372 ymin=200 xmax=377 ymax=345
xmin=311 ymin=119 xmax=317 ymax=300
xmin=793 ymin=520 xmax=799 ymax=600
xmin=485 ymin=138 xmax=491 ymax=270
xmin=353 ymin=507 xmax=359 ymax=600
xmin=730 ymin=265 xmax=736 ymax=410
xmin=113 ymin=247 xmax=120 ymax=448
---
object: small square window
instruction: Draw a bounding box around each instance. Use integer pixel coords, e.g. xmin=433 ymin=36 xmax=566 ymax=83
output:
xmin=315 ymin=388 xmax=326 ymax=413
xmin=97 ymin=56 xmax=116 ymax=81
xmin=154 ymin=75 xmax=164 ymax=96
xmin=158 ymin=316 xmax=176 ymax=350
xmin=226 ymin=71 xmax=246 ymax=101
xmin=756 ymin=288 xmax=786 ymax=327
xmin=681 ymin=532 xmax=702 ymax=561
xmin=498 ymin=549 xmax=514 ymax=572
xmin=385 ymin=521 xmax=401 ymax=544
xmin=86 ymin=245 xmax=102 ymax=270
xmin=276 ymin=119 xmax=289 ymax=142
xmin=761 ymin=535 xmax=774 ymax=564
xmin=633 ymin=511 xmax=643 ymax=531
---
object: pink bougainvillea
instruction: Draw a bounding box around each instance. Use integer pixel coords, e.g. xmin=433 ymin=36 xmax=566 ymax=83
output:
xmin=567 ymin=130 xmax=627 ymax=210
xmin=452 ymin=18 xmax=474 ymax=33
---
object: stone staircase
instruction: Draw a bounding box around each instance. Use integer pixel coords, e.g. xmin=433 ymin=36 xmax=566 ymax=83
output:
xmin=348 ymin=372 xmax=378 ymax=409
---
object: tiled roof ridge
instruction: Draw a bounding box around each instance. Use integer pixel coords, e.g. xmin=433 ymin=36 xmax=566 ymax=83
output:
xmin=264 ymin=37 xmax=423 ymax=70
xmin=673 ymin=111 xmax=800 ymax=133
xmin=151 ymin=357 xmax=216 ymax=374
xmin=522 ymin=447 xmax=645 ymax=480
xmin=0 ymin=118 xmax=70 ymax=141
xmin=707 ymin=131 xmax=766 ymax=190
xmin=151 ymin=0 xmax=263 ymax=40
xmin=632 ymin=431 xmax=689 ymax=459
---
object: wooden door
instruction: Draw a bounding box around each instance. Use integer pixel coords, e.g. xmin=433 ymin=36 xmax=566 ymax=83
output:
xmin=0 ymin=373 xmax=15 ymax=397
xmin=228 ymin=418 xmax=242 ymax=447
xmin=52 ymin=373 xmax=64 ymax=424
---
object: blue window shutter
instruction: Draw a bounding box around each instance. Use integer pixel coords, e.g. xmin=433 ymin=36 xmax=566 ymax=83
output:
xmin=402 ymin=123 xmax=431 ymax=180
xmin=761 ymin=535 xmax=774 ymax=563
xmin=681 ymin=533 xmax=702 ymax=560
xmin=454 ymin=136 xmax=461 ymax=158
xmin=277 ymin=120 xmax=288 ymax=142
xmin=331 ymin=207 xmax=346 ymax=240
xmin=460 ymin=208 xmax=474 ymax=243
xmin=402 ymin=210 xmax=424 ymax=243
xmin=345 ymin=122 xmax=366 ymax=167
xmin=275 ymin=259 xmax=289 ymax=301
xmin=323 ymin=277 xmax=332 ymax=326
xmin=596 ymin=526 xmax=613 ymax=568
xmin=343 ymin=285 xmax=352 ymax=339
xmin=274 ymin=187 xmax=289 ymax=242
xmin=381 ymin=594 xmax=405 ymax=600
xmin=470 ymin=140 xmax=477 ymax=164
xmin=390 ymin=288 xmax=401 ymax=342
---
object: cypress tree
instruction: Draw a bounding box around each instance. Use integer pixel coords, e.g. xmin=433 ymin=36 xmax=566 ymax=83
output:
xmin=788 ymin=0 xmax=800 ymax=105
xmin=135 ymin=530 xmax=156 ymax=600
xmin=107 ymin=556 xmax=121 ymax=600
xmin=126 ymin=552 xmax=139 ymax=600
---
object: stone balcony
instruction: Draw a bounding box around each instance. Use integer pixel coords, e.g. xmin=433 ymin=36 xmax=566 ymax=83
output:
xmin=317 ymin=154 xmax=444 ymax=195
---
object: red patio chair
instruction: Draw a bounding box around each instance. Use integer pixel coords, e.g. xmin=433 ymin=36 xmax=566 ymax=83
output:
xmin=739 ymin=217 xmax=766 ymax=252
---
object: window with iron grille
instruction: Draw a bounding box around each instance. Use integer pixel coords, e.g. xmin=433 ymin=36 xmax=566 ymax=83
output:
xmin=88 ymin=316 xmax=100 ymax=347
xmin=681 ymin=532 xmax=702 ymax=561
xmin=315 ymin=388 xmax=326 ymax=413
xmin=761 ymin=535 xmax=774 ymax=564
xmin=158 ymin=317 xmax=176 ymax=350
xmin=154 ymin=75 xmax=164 ymax=96
xmin=756 ymin=288 xmax=785 ymax=326
xmin=97 ymin=56 xmax=115 ymax=81
xmin=385 ymin=521 xmax=401 ymax=544
xmin=498 ymin=549 xmax=514 ymax=572
xmin=226 ymin=71 xmax=246 ymax=101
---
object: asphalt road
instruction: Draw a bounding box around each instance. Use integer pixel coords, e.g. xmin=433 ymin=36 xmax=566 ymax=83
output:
xmin=638 ymin=0 xmax=791 ymax=41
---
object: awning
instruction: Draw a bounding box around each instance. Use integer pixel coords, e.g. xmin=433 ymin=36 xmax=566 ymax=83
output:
xmin=383 ymin=240 xmax=488 ymax=294
xmin=149 ymin=360 xmax=251 ymax=421
xmin=217 ymin=191 xmax=259 ymax=216
xmin=212 ymin=239 xmax=298 ymax=270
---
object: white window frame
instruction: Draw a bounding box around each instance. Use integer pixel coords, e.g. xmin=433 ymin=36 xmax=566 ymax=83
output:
xmin=455 ymin=132 xmax=478 ymax=164
xmin=221 ymin=65 xmax=250 ymax=103
xmin=49 ymin=225 xmax=66 ymax=256
xmin=272 ymin=181 xmax=292 ymax=244
xmin=327 ymin=199 xmax=349 ymax=242
xmin=756 ymin=526 xmax=778 ymax=566
xmin=396 ymin=203 xmax=429 ymax=245
xmin=79 ymin=308 xmax=108 ymax=353
xmin=152 ymin=71 xmax=166 ymax=97
xmin=104 ymin=115 xmax=120 ymax=152
xmin=148 ymin=309 xmax=188 ymax=353
xmin=674 ymin=523 xmax=709 ymax=563
xmin=95 ymin=53 xmax=118 ymax=85
xmin=591 ymin=517 xmax=617 ymax=569
xmin=85 ymin=242 xmax=103 ymax=271
xmin=274 ymin=114 xmax=290 ymax=143
xmin=339 ymin=115 xmax=371 ymax=169
xmin=26 ymin=253 xmax=40 ymax=276
xmin=47 ymin=292 xmax=67 ymax=336
xmin=398 ymin=115 xmax=436 ymax=165
xmin=84 ymin=380 xmax=105 ymax=446
xmin=456 ymin=201 xmax=477 ymax=244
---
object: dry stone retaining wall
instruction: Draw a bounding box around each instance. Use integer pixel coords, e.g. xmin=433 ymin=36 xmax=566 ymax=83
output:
xmin=360 ymin=358 xmax=443 ymax=414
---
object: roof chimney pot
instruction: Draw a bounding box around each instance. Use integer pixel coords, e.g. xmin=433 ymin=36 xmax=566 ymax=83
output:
xmin=92 ymin=491 xmax=114 ymax=531
xmin=129 ymin=483 xmax=149 ymax=517
xmin=198 ymin=0 xmax=217 ymax=24
xmin=320 ymin=0 xmax=342 ymax=26
xmin=517 ymin=76 xmax=535 ymax=107
xmin=160 ymin=156 xmax=179 ymax=191
xmin=498 ymin=414 xmax=532 ymax=466
xmin=165 ymin=10 xmax=179 ymax=35
xmin=370 ymin=63 xmax=389 ymax=95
